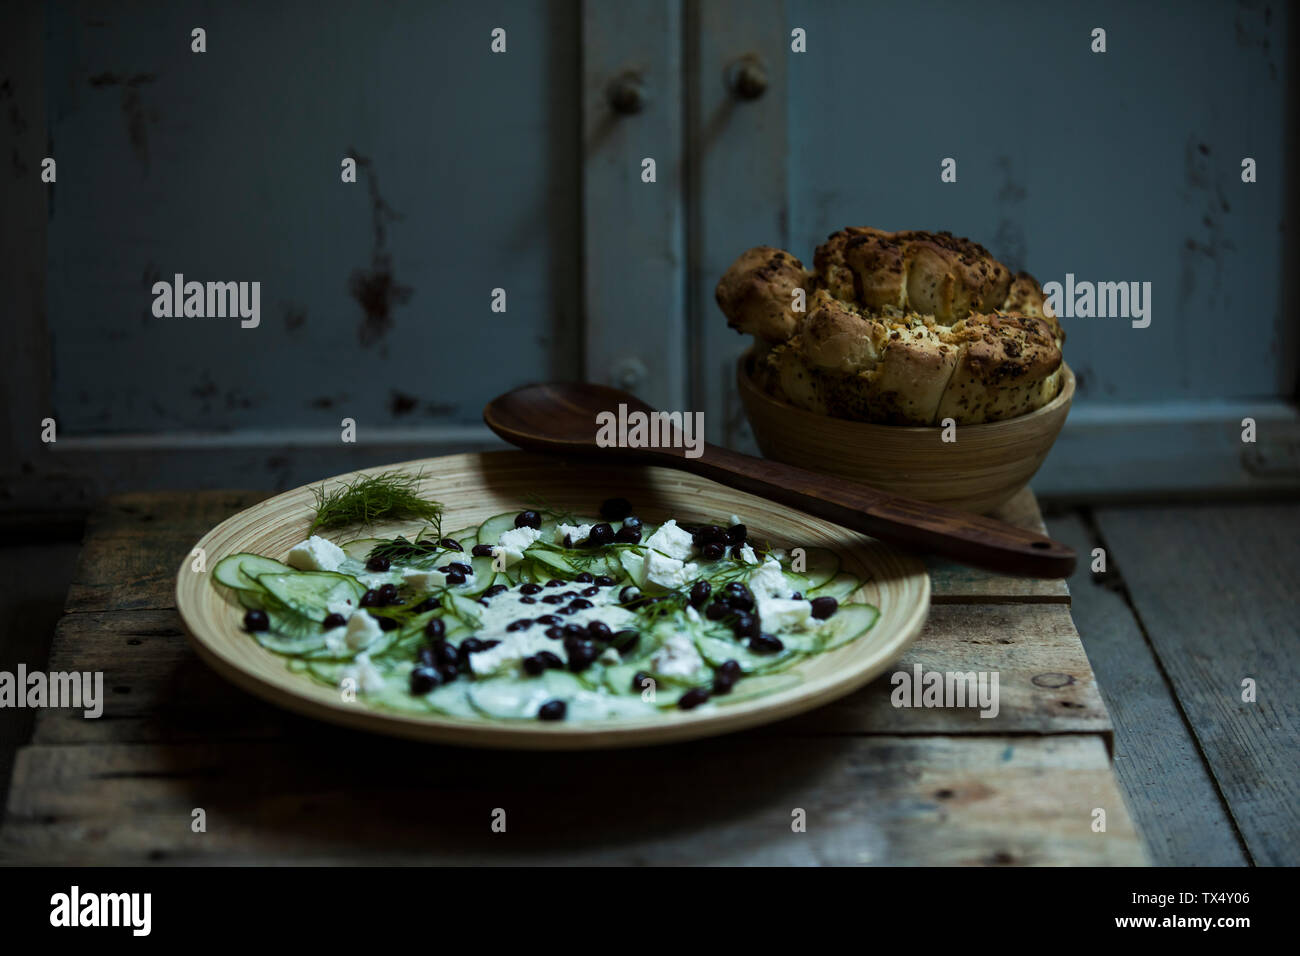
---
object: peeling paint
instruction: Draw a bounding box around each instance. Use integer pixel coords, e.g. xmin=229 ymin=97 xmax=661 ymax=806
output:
xmin=87 ymin=72 xmax=157 ymax=172
xmin=347 ymin=148 xmax=413 ymax=346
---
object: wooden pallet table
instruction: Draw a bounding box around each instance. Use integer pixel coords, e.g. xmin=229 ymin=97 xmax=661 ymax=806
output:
xmin=0 ymin=488 xmax=1146 ymax=865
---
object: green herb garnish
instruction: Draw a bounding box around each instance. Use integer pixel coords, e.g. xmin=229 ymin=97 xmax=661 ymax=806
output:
xmin=309 ymin=471 xmax=443 ymax=533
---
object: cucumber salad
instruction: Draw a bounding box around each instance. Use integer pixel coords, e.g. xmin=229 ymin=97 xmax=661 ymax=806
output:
xmin=212 ymin=497 xmax=879 ymax=722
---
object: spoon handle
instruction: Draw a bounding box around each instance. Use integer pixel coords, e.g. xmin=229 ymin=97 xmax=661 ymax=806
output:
xmin=680 ymin=444 xmax=1075 ymax=577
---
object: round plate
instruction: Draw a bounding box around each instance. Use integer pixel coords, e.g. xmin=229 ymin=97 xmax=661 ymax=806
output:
xmin=176 ymin=451 xmax=930 ymax=749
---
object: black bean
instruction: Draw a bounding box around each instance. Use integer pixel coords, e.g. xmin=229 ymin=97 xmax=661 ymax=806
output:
xmin=810 ymin=596 xmax=839 ymax=619
xmin=378 ymin=583 xmax=399 ymax=604
xmin=587 ymin=621 xmax=612 ymax=641
xmin=536 ymin=614 xmax=562 ymax=625
xmin=749 ymin=633 xmax=784 ymax=654
xmin=365 ymin=555 xmax=391 ymax=572
xmin=700 ymin=542 xmax=725 ymax=561
xmin=446 ymin=571 xmax=466 ymax=585
xmin=537 ymin=699 xmax=567 ymax=721
xmin=522 ymin=655 xmax=546 ymax=676
xmin=717 ymin=659 xmax=742 ymax=682
xmin=425 ymin=617 xmax=446 ymax=641
xmin=471 ymin=543 xmax=494 ymax=557
xmin=581 ymin=586 xmax=600 ymax=597
xmin=435 ymin=641 xmax=459 ymax=667
xmin=678 ymin=688 xmax=710 ymax=710
xmin=588 ymin=523 xmax=614 ymax=545
xmin=506 ymin=619 xmax=533 ymax=632
xmin=559 ymin=591 xmax=578 ymax=600
xmin=439 ymin=661 xmax=459 ymax=682
xmin=713 ymin=671 xmax=737 ymax=695
xmin=697 ymin=525 xmax=727 ymax=545
xmin=790 ymin=592 xmax=802 ymax=601
xmin=409 ymin=666 xmax=441 ymax=694
xmin=563 ymin=623 xmax=585 ymax=637
xmin=458 ymin=637 xmax=487 ymax=661
xmin=515 ymin=511 xmax=541 ymax=529
xmin=615 ymin=524 xmax=642 ymax=544
xmin=632 ymin=670 xmax=652 ymax=692
xmin=725 ymin=524 xmax=747 ymax=546
xmin=544 ymin=626 xmax=565 ymax=640
xmin=613 ymin=630 xmax=641 ymax=655
xmin=519 ymin=596 xmax=538 ymax=604
xmin=448 ymin=563 xmax=471 ymax=575
xmin=376 ymin=615 xmax=399 ymax=631
xmin=705 ymin=601 xmax=730 ymax=621
xmin=520 ymin=582 xmax=542 ymax=595
xmin=322 ymin=612 xmax=347 ymax=629
xmin=541 ymin=594 xmax=564 ymax=604
xmin=546 ymin=579 xmax=564 ymax=588
xmin=481 ymin=640 xmax=501 ymax=650
xmin=594 ymin=575 xmax=616 ymax=586
xmin=558 ymin=605 xmax=579 ymax=616
xmin=574 ymin=571 xmax=595 ymax=584
xmin=600 ymin=497 xmax=633 ymax=521
xmin=417 ymin=647 xmax=436 ymax=667
xmin=621 ymin=516 xmax=643 ymax=534
xmin=563 ymin=534 xmax=573 ymax=548
xmin=619 ymin=585 xmax=642 ymax=604
xmin=243 ymin=609 xmax=270 ymax=632
xmin=536 ymin=650 xmax=564 ymax=670
xmin=731 ymin=611 xmax=759 ymax=639
xmin=438 ymin=537 xmax=463 ymax=552
xmin=569 ymin=598 xmax=594 ymax=611
xmin=566 ymin=641 xmax=597 ymax=672
xmin=689 ymin=580 xmax=712 ymax=609
xmin=412 ymin=597 xmax=439 ymax=613
xmin=360 ymin=589 xmax=382 ymax=608
xmin=484 ymin=584 xmax=508 ymax=597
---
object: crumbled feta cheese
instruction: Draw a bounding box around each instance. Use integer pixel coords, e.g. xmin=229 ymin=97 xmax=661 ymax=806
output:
xmin=555 ymin=522 xmax=592 ymax=545
xmin=340 ymin=653 xmax=386 ymax=694
xmin=344 ymin=611 xmax=383 ymax=650
xmin=756 ymin=597 xmax=812 ymax=630
xmin=402 ymin=569 xmax=441 ymax=591
xmin=323 ymin=627 xmax=348 ymax=655
xmin=494 ymin=525 xmax=542 ymax=566
xmin=651 ymin=630 xmax=705 ymax=679
xmin=729 ymin=514 xmax=742 ymax=527
xmin=286 ymin=535 xmax=346 ymax=572
xmin=644 ymin=519 xmax=695 ymax=561
xmin=326 ymin=599 xmax=356 ymax=619
xmin=739 ymin=544 xmax=759 ymax=565
xmin=748 ymin=557 xmax=790 ymax=599
xmin=645 ymin=550 xmax=698 ymax=590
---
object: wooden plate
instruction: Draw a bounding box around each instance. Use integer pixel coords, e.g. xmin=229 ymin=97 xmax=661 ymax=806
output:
xmin=176 ymin=451 xmax=930 ymax=749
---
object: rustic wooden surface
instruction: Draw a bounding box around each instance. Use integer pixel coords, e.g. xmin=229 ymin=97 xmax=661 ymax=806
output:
xmin=0 ymin=488 xmax=1145 ymax=865
xmin=1086 ymin=504 xmax=1300 ymax=867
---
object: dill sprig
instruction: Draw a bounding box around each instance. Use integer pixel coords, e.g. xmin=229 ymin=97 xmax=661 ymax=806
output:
xmin=309 ymin=470 xmax=443 ymax=533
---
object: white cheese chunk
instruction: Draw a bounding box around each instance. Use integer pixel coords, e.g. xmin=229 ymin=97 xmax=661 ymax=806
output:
xmin=326 ymin=599 xmax=356 ymax=619
xmin=494 ymin=525 xmax=542 ymax=567
xmin=651 ymin=629 xmax=705 ymax=679
xmin=555 ymin=523 xmax=593 ymax=546
xmin=402 ymin=569 xmax=441 ymax=591
xmin=747 ymin=557 xmax=790 ymax=600
xmin=644 ymin=519 xmax=695 ymax=561
xmin=739 ymin=544 xmax=759 ymax=565
xmin=344 ymin=611 xmax=383 ymax=650
xmin=645 ymin=550 xmax=698 ymax=590
xmin=286 ymin=535 xmax=346 ymax=572
xmin=756 ymin=597 xmax=812 ymax=630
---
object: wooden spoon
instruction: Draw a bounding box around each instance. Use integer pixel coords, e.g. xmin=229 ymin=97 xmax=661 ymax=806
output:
xmin=484 ymin=383 xmax=1076 ymax=578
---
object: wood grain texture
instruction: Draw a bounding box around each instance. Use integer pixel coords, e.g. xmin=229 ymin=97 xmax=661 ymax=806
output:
xmin=1093 ymin=504 xmax=1300 ymax=866
xmin=175 ymin=452 xmax=931 ymax=749
xmin=738 ymin=351 xmax=1075 ymax=515
xmin=0 ymin=735 xmax=1143 ymax=866
xmin=485 ymin=383 xmax=1076 ymax=576
xmin=1046 ymin=513 xmax=1246 ymax=866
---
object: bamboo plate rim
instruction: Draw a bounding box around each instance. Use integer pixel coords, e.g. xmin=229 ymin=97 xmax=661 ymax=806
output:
xmin=176 ymin=451 xmax=930 ymax=750
xmin=737 ymin=348 xmax=1076 ymax=434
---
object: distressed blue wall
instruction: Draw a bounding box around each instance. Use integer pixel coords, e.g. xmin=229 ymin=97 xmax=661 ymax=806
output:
xmin=46 ymin=0 xmax=580 ymax=434
xmin=786 ymin=0 xmax=1290 ymax=405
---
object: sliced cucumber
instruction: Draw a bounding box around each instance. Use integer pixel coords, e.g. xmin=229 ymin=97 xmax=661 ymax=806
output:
xmin=818 ymin=602 xmax=880 ymax=650
xmin=468 ymin=677 xmax=553 ymax=719
xmin=339 ymin=537 xmax=387 ymax=560
xmin=695 ymin=632 xmax=798 ymax=673
xmin=791 ymin=547 xmax=839 ymax=589
xmin=811 ymin=572 xmax=861 ymax=601
xmin=529 ymin=549 xmax=577 ymax=576
xmin=425 ymin=681 xmax=479 ymax=718
xmin=213 ymin=553 xmax=293 ymax=591
xmin=255 ymin=571 xmax=365 ymax=622
xmin=475 ymin=512 xmax=519 ymax=549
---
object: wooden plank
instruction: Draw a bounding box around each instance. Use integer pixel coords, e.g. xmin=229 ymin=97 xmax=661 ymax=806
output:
xmin=1045 ymin=512 xmax=1246 ymax=866
xmin=35 ymin=602 xmax=1109 ymax=745
xmin=67 ymin=486 xmax=1067 ymax=613
xmin=582 ymin=0 xmax=687 ymax=412
xmin=1093 ymin=503 xmax=1300 ymax=866
xmin=927 ymin=488 xmax=1069 ymax=605
xmin=0 ymin=735 xmax=1144 ymax=865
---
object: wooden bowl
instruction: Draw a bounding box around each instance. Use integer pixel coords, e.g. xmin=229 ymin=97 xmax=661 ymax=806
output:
xmin=177 ymin=451 xmax=930 ymax=749
xmin=737 ymin=351 xmax=1074 ymax=514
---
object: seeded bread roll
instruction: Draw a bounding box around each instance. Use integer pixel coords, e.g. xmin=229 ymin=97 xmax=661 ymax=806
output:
xmin=721 ymin=226 xmax=1064 ymax=425
xmin=715 ymin=246 xmax=810 ymax=344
